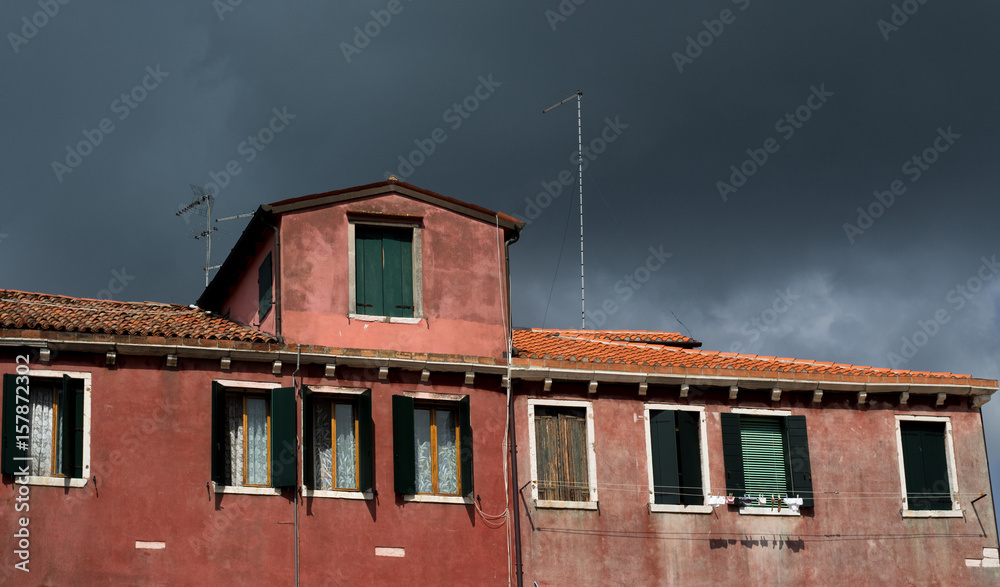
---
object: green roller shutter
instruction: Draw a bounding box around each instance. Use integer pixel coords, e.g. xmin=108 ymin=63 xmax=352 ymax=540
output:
xmin=358 ymin=390 xmax=374 ymax=493
xmin=302 ymin=387 xmax=314 ymax=489
xmin=2 ymin=374 xmax=28 ymax=475
xmin=459 ymin=395 xmax=474 ymax=498
xmin=740 ymin=416 xmax=790 ymax=503
xmin=901 ymin=421 xmax=951 ymax=511
xmin=650 ymin=410 xmax=680 ymax=505
xmin=720 ymin=413 xmax=744 ymax=496
xmin=270 ymin=387 xmax=297 ymax=488
xmin=785 ymin=416 xmax=814 ymax=507
xmin=676 ymin=410 xmax=703 ymax=506
xmin=210 ymin=382 xmax=226 ymax=485
xmin=392 ymin=395 xmax=416 ymax=494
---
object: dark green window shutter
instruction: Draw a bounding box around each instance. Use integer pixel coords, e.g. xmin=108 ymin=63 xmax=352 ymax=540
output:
xmin=649 ymin=410 xmax=680 ymax=505
xmin=381 ymin=228 xmax=413 ymax=318
xmin=459 ymin=395 xmax=474 ymax=498
xmin=302 ymin=387 xmax=314 ymax=489
xmin=357 ymin=226 xmax=385 ymax=315
xmin=73 ymin=379 xmax=84 ymax=478
xmin=2 ymin=374 xmax=28 ymax=475
xmin=785 ymin=416 xmax=814 ymax=507
xmin=270 ymin=387 xmax=297 ymax=488
xmin=210 ymin=382 xmax=226 ymax=484
xmin=720 ymin=413 xmax=745 ymax=496
xmin=676 ymin=410 xmax=704 ymax=506
xmin=58 ymin=375 xmax=82 ymax=478
xmin=358 ymin=390 xmax=374 ymax=493
xmin=901 ymin=421 xmax=951 ymax=510
xmin=392 ymin=395 xmax=416 ymax=494
xmin=258 ymin=252 xmax=273 ymax=320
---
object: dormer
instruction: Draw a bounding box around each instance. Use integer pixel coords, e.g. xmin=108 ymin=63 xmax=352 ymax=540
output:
xmin=197 ymin=179 xmax=523 ymax=359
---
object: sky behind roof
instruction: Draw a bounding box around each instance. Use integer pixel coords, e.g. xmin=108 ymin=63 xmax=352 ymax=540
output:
xmin=3 ymin=1 xmax=1000 ymax=513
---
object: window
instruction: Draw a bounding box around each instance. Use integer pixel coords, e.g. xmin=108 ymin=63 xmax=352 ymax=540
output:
xmin=354 ymin=225 xmax=415 ymax=318
xmin=392 ymin=394 xmax=473 ymax=501
xmin=645 ymin=405 xmax=710 ymax=512
xmin=211 ymin=382 xmax=296 ymax=492
xmin=527 ymin=400 xmax=598 ymax=509
xmin=895 ymin=416 xmax=960 ymax=516
xmin=721 ymin=411 xmax=813 ymax=511
xmin=2 ymin=372 xmax=90 ymax=487
xmin=258 ymin=252 xmax=273 ymax=321
xmin=303 ymin=387 xmax=373 ymax=497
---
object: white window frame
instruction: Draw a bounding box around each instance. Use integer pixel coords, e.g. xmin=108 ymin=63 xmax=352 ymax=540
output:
xmin=212 ymin=380 xmax=283 ymax=496
xmin=302 ymin=386 xmax=373 ymax=500
xmin=894 ymin=415 xmax=962 ymax=518
xmin=18 ymin=369 xmax=91 ymax=488
xmin=730 ymin=407 xmax=801 ymax=516
xmin=644 ymin=404 xmax=711 ymax=514
xmin=347 ymin=220 xmax=423 ymax=322
xmin=527 ymin=399 xmax=598 ymax=510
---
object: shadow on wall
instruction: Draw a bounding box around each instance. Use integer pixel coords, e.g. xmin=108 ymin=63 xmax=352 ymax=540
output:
xmin=709 ymin=538 xmax=806 ymax=552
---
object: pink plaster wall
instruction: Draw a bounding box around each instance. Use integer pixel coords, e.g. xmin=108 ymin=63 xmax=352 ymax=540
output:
xmin=221 ymin=231 xmax=277 ymax=334
xmin=513 ymin=383 xmax=1000 ymax=586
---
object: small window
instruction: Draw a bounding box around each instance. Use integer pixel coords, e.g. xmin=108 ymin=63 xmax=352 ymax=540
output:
xmin=211 ymin=383 xmax=296 ymax=490
xmin=303 ymin=387 xmax=373 ymax=495
xmin=392 ymin=395 xmax=473 ymax=499
xmin=721 ymin=413 xmax=813 ymax=509
xmin=646 ymin=407 xmax=707 ymax=509
xmin=528 ymin=400 xmax=598 ymax=508
xmin=2 ymin=374 xmax=87 ymax=481
xmin=896 ymin=417 xmax=959 ymax=514
xmin=258 ymin=252 xmax=273 ymax=321
xmin=355 ymin=225 xmax=414 ymax=318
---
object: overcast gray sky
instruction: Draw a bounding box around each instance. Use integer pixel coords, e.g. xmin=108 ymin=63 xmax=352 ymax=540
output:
xmin=3 ymin=1 xmax=1000 ymax=514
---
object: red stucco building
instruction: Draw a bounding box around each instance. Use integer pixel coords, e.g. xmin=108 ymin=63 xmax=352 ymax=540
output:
xmin=2 ymin=179 xmax=998 ymax=585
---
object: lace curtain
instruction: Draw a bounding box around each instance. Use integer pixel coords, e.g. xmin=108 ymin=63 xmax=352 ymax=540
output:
xmin=29 ymin=388 xmax=54 ymax=476
xmin=314 ymin=400 xmax=357 ymax=490
xmin=414 ymin=408 xmax=458 ymax=494
xmin=224 ymin=395 xmax=268 ymax=486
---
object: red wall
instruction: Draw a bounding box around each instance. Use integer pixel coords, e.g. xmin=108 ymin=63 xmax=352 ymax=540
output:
xmin=512 ymin=382 xmax=1000 ymax=586
xmin=0 ymin=352 xmax=510 ymax=586
xmin=221 ymin=230 xmax=277 ymax=334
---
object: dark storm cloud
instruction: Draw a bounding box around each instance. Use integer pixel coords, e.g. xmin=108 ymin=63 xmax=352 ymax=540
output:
xmin=2 ymin=1 xmax=999 ymax=509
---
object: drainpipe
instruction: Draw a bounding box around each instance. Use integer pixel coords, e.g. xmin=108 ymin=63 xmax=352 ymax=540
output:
xmin=292 ymin=344 xmax=301 ymax=586
xmin=504 ymin=228 xmax=524 ymax=587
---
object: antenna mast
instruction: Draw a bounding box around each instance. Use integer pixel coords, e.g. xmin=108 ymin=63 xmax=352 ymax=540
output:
xmin=543 ymin=91 xmax=585 ymax=328
xmin=176 ymin=185 xmax=217 ymax=287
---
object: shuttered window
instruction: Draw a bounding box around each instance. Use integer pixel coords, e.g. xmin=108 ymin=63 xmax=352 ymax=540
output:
xmin=1 ymin=374 xmax=84 ymax=478
xmin=900 ymin=421 xmax=952 ymax=511
xmin=649 ymin=409 xmax=703 ymax=506
xmin=355 ymin=225 xmax=414 ymax=318
xmin=210 ymin=384 xmax=296 ymax=489
xmin=721 ymin=413 xmax=814 ymax=507
xmin=740 ymin=416 xmax=790 ymax=503
xmin=393 ymin=395 xmax=473 ymax=498
xmin=303 ymin=389 xmax=374 ymax=494
xmin=534 ymin=406 xmax=590 ymax=502
xmin=258 ymin=252 xmax=272 ymax=320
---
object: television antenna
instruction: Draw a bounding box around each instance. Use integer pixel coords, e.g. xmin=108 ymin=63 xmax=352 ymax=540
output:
xmin=543 ymin=91 xmax=585 ymax=328
xmin=176 ymin=185 xmax=218 ymax=287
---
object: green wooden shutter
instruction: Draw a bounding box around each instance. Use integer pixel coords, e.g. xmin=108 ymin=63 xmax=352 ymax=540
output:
xmin=302 ymin=387 xmax=314 ymax=489
xmin=210 ymin=382 xmax=226 ymax=484
xmin=785 ymin=416 xmax=814 ymax=507
xmin=676 ymin=410 xmax=704 ymax=506
xmin=649 ymin=410 xmax=680 ymax=505
xmin=740 ymin=416 xmax=790 ymax=502
xmin=357 ymin=226 xmax=384 ymax=315
xmin=720 ymin=413 xmax=745 ymax=496
xmin=901 ymin=421 xmax=951 ymax=510
xmin=358 ymin=390 xmax=374 ymax=493
xmin=73 ymin=379 xmax=84 ymax=478
xmin=258 ymin=252 xmax=273 ymax=319
xmin=2 ymin=374 xmax=28 ymax=475
xmin=270 ymin=387 xmax=297 ymax=488
xmin=58 ymin=375 xmax=79 ymax=478
xmin=459 ymin=395 xmax=474 ymax=498
xmin=392 ymin=395 xmax=416 ymax=494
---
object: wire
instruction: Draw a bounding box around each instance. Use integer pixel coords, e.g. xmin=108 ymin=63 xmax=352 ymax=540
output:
xmin=541 ymin=181 xmax=577 ymax=328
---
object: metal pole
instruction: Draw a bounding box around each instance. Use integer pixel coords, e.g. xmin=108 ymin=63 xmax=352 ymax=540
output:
xmin=577 ymin=93 xmax=584 ymax=329
xmin=205 ymin=196 xmax=212 ymax=287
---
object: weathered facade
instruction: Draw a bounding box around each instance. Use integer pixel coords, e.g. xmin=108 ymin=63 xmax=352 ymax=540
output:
xmin=2 ymin=179 xmax=998 ymax=585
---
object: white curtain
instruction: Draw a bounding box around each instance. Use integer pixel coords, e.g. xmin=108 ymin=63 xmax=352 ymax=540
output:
xmin=335 ymin=403 xmax=357 ymax=489
xmin=415 ymin=409 xmax=433 ymax=493
xmin=436 ymin=410 xmax=458 ymax=494
xmin=225 ymin=396 xmax=244 ymax=486
xmin=314 ymin=401 xmax=333 ymax=490
xmin=246 ymin=398 xmax=268 ymax=485
xmin=29 ymin=389 xmax=53 ymax=476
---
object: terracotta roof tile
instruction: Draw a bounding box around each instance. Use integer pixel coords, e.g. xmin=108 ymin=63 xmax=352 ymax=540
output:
xmin=511 ymin=328 xmax=983 ymax=384
xmin=0 ymin=290 xmax=276 ymax=343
